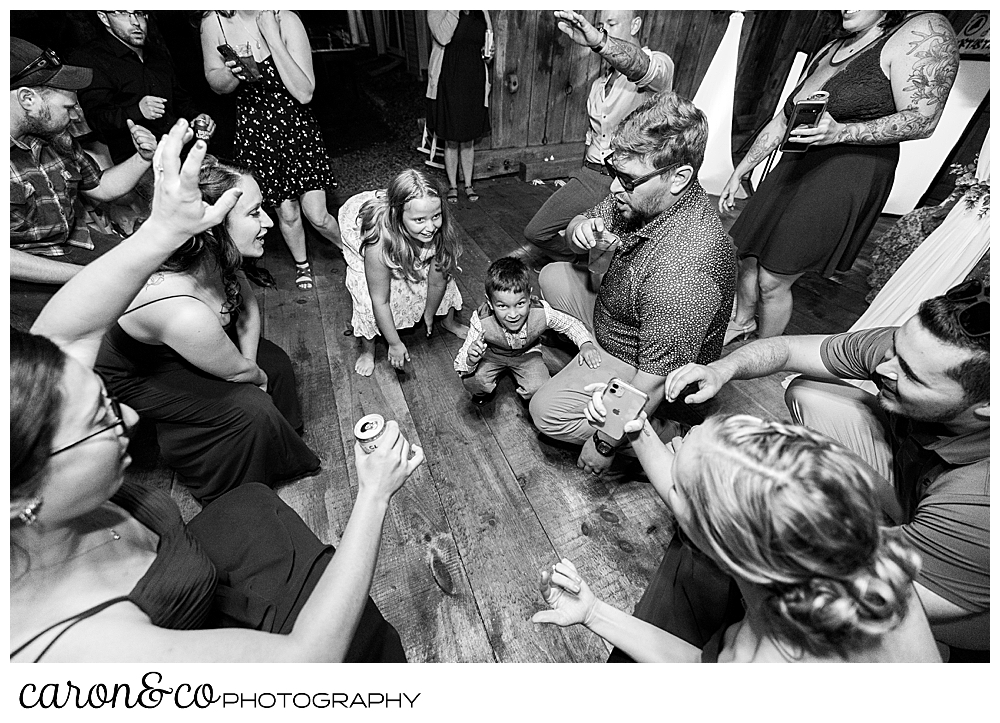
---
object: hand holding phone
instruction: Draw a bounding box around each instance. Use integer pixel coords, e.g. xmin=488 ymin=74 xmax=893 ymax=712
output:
xmin=779 ymin=91 xmax=829 ymax=153
xmin=596 ymin=378 xmax=648 ymax=440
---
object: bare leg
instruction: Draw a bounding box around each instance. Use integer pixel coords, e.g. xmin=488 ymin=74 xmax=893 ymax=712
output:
xmin=459 ymin=141 xmax=475 ymax=188
xmin=439 ymin=308 xmax=469 ymax=339
xmin=756 ymin=267 xmax=804 ymax=338
xmin=444 ymin=141 xmax=460 ymax=192
xmin=276 ymin=198 xmax=308 ymax=264
xmin=733 ymin=256 xmax=760 ymax=326
xmin=355 ymin=337 xmax=376 ymax=377
xmin=300 ymin=189 xmax=343 ymax=251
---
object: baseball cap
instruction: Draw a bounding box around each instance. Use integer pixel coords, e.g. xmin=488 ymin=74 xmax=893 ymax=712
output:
xmin=10 ymin=37 xmax=92 ymax=90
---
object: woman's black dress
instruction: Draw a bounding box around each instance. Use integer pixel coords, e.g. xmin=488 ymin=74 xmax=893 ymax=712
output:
xmin=426 ymin=10 xmax=491 ymax=143
xmin=96 ymin=310 xmax=320 ymax=505
xmin=732 ymin=27 xmax=907 ymax=278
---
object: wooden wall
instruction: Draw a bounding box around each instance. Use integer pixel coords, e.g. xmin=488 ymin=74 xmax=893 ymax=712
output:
xmin=458 ymin=10 xmax=979 ymax=179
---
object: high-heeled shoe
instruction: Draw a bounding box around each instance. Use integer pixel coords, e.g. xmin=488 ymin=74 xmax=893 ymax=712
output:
xmin=723 ymin=318 xmax=757 ymax=345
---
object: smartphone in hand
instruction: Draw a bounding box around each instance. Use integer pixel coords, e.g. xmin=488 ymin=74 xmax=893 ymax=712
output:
xmin=779 ymin=92 xmax=829 ymax=153
xmin=599 ymin=378 xmax=649 ymax=440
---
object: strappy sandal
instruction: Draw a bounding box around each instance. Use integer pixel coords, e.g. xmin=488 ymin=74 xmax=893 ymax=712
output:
xmin=294 ymin=261 xmax=314 ymax=291
xmin=464 ymin=185 xmax=479 ymax=202
xmin=447 ymin=186 xmax=459 ymax=204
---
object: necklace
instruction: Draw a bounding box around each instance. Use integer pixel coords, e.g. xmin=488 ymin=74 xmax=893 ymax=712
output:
xmin=830 ymin=25 xmax=884 ymax=67
xmin=28 ymin=528 xmax=121 ymax=573
xmin=237 ymin=14 xmax=262 ymax=50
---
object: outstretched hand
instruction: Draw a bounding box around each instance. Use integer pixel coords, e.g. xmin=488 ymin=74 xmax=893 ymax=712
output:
xmin=354 ymin=420 xmax=424 ymax=504
xmin=553 ymin=10 xmax=603 ymax=49
xmin=663 ymin=363 xmax=725 ymax=404
xmin=147 ymin=119 xmax=243 ymax=247
xmin=531 ymin=558 xmax=598 ymax=627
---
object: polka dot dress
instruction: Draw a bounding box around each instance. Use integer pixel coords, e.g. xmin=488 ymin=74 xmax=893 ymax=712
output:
xmin=233 ymin=56 xmax=337 ymax=207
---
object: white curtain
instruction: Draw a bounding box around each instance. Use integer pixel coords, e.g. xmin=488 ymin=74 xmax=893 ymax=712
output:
xmin=693 ymin=11 xmax=744 ymax=196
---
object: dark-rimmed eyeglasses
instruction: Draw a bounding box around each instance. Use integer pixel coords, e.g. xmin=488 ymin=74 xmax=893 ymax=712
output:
xmin=48 ymin=386 xmax=128 ymax=457
xmin=945 ymin=279 xmax=989 ymax=339
xmin=106 ymin=10 xmax=148 ymax=21
xmin=11 ymin=47 xmax=62 ymax=86
xmin=604 ymin=157 xmax=679 ymax=193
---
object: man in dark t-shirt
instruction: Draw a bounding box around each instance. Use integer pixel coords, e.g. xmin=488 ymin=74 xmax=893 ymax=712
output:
xmin=624 ymin=282 xmax=989 ymax=660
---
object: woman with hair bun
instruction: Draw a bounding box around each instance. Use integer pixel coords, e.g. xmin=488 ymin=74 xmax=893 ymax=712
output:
xmin=95 ymin=154 xmax=319 ymax=504
xmin=533 ymin=411 xmax=940 ymax=662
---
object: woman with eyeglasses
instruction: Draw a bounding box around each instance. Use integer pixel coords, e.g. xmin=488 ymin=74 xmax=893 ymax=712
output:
xmin=93 ymin=153 xmax=320 ymax=505
xmin=718 ymin=11 xmax=959 ymax=345
xmin=533 ymin=411 xmax=941 ymax=662
xmin=11 ymin=121 xmax=419 ymax=663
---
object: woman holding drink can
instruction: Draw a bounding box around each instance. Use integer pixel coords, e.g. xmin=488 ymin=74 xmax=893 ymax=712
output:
xmin=718 ymin=11 xmax=959 ymax=344
xmin=201 ymin=10 xmax=342 ymax=292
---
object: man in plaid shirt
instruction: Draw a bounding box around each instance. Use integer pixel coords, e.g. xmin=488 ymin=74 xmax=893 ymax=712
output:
xmin=10 ymin=37 xmax=156 ymax=330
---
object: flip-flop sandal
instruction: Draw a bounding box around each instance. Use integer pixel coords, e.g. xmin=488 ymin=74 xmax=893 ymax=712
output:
xmin=294 ymin=261 xmax=314 ymax=291
xmin=464 ymin=185 xmax=479 ymax=202
xmin=447 ymin=187 xmax=459 ymax=204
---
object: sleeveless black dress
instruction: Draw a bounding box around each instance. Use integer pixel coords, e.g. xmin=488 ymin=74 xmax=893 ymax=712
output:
xmin=11 ymin=482 xmax=405 ymax=662
xmin=233 ymin=54 xmax=338 ymax=207
xmin=732 ymin=25 xmax=908 ymax=278
xmin=426 ymin=10 xmax=491 ymax=143
xmin=95 ymin=296 xmax=320 ymax=504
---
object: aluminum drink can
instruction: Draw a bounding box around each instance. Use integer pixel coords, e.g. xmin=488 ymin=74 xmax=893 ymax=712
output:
xmin=354 ymin=414 xmax=386 ymax=454
xmin=192 ymin=115 xmax=214 ymax=142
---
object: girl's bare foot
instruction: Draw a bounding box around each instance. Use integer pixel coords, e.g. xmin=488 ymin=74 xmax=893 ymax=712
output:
xmin=440 ymin=310 xmax=469 ymax=339
xmin=355 ymin=338 xmax=376 ymax=376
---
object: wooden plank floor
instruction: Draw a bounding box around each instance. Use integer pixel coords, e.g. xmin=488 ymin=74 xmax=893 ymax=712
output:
xmin=127 ymin=175 xmax=884 ymax=662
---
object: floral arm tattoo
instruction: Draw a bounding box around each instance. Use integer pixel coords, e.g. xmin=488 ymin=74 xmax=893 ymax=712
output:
xmin=836 ymin=15 xmax=959 ymax=145
xmin=738 ymin=127 xmax=782 ymax=175
xmin=599 ymin=35 xmax=650 ymax=83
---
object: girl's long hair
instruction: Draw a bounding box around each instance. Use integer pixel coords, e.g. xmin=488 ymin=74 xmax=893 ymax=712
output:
xmin=356 ymin=169 xmax=462 ymax=283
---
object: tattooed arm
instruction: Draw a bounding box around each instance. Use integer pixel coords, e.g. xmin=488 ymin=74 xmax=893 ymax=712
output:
xmin=719 ymin=113 xmax=787 ymax=213
xmin=553 ymin=10 xmax=664 ymax=87
xmin=794 ymin=13 xmax=959 ymax=147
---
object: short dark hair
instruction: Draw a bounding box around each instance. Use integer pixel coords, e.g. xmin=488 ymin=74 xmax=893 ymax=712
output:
xmin=485 ymin=256 xmax=531 ymax=298
xmin=917 ymin=290 xmax=990 ymax=405
xmin=611 ymin=90 xmax=709 ymax=172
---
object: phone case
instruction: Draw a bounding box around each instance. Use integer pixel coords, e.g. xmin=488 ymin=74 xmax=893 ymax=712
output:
xmin=778 ymin=99 xmax=827 ymax=153
xmin=599 ymin=378 xmax=648 ymax=440
xmin=217 ymin=44 xmax=241 ymax=63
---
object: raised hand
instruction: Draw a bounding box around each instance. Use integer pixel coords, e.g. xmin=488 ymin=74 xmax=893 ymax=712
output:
xmin=127 ymin=119 xmax=157 ymax=161
xmin=531 ymin=558 xmax=598 ymax=627
xmin=553 ymin=10 xmax=603 ymax=48
xmin=147 ymin=119 xmax=243 ymax=245
xmin=467 ymin=337 xmax=487 ymax=365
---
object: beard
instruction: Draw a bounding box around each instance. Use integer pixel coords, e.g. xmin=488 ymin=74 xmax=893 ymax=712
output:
xmin=23 ymin=104 xmax=69 ymax=139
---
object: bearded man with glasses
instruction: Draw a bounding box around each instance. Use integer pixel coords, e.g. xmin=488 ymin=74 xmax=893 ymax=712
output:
xmin=616 ymin=281 xmax=990 ymax=663
xmin=528 ymin=90 xmax=737 ymax=478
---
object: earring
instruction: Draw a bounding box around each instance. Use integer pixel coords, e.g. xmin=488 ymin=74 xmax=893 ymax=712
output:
xmin=17 ymin=497 xmax=42 ymax=526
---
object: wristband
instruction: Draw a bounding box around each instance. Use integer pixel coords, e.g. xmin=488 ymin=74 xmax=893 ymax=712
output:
xmin=591 ymin=28 xmax=608 ymax=53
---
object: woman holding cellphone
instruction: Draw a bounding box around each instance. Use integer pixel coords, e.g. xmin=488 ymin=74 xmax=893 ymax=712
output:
xmin=718 ymin=11 xmax=959 ymax=344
